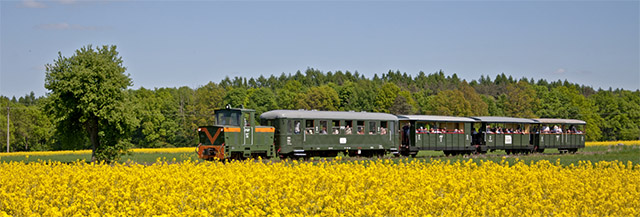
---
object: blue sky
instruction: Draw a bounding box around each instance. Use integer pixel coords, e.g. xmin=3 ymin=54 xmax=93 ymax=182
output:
xmin=1 ymin=0 xmax=639 ymax=98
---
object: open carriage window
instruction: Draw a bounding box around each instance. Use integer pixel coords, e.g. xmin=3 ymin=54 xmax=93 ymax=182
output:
xmin=289 ymin=120 xmax=301 ymax=134
xmin=345 ymin=120 xmax=353 ymax=135
xmin=380 ymin=121 xmax=388 ymax=135
xmin=319 ymin=120 xmax=329 ymax=134
xmin=332 ymin=120 xmax=340 ymax=134
xmin=356 ymin=121 xmax=365 ymax=135
xmin=305 ymin=120 xmax=315 ymax=135
xmin=369 ymin=122 xmax=377 ymax=134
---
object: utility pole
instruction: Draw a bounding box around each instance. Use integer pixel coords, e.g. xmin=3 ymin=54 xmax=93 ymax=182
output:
xmin=6 ymin=106 xmax=9 ymax=153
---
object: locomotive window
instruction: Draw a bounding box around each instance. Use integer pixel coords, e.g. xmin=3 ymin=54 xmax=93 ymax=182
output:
xmin=216 ymin=112 xmax=240 ymax=126
xmin=319 ymin=120 xmax=328 ymax=134
xmin=216 ymin=113 xmax=224 ymax=125
xmin=332 ymin=120 xmax=340 ymax=135
xmin=305 ymin=120 xmax=315 ymax=135
xmin=369 ymin=122 xmax=377 ymax=134
xmin=243 ymin=113 xmax=252 ymax=126
xmin=356 ymin=121 xmax=365 ymax=135
xmin=231 ymin=113 xmax=239 ymax=126
xmin=380 ymin=121 xmax=388 ymax=135
xmin=345 ymin=120 xmax=353 ymax=135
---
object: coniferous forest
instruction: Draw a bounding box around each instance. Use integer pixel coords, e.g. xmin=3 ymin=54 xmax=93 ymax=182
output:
xmin=2 ymin=68 xmax=639 ymax=152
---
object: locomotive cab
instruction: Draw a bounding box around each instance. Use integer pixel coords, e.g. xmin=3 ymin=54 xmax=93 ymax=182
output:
xmin=197 ymin=106 xmax=275 ymax=160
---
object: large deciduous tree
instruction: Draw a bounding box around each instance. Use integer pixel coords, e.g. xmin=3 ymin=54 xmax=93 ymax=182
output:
xmin=45 ymin=45 xmax=138 ymax=162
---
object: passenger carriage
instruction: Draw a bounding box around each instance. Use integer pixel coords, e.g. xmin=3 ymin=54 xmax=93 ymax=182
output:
xmin=396 ymin=115 xmax=478 ymax=156
xmin=260 ymin=110 xmax=399 ymax=158
xmin=470 ymin=116 xmax=537 ymax=154
xmin=532 ymin=118 xmax=586 ymax=153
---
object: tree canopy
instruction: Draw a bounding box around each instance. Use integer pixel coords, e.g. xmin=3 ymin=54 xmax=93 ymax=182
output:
xmin=43 ymin=45 xmax=138 ymax=161
xmin=2 ymin=64 xmax=639 ymax=153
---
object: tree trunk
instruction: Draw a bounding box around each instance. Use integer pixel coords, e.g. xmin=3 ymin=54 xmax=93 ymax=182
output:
xmin=87 ymin=118 xmax=100 ymax=162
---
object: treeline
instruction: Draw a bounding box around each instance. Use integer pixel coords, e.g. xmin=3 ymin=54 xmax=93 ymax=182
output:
xmin=1 ymin=69 xmax=639 ymax=151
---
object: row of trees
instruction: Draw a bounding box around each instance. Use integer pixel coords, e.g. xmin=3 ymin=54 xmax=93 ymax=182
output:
xmin=1 ymin=45 xmax=639 ymax=160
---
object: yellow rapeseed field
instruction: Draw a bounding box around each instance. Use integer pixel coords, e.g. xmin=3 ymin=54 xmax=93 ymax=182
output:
xmin=586 ymin=140 xmax=640 ymax=146
xmin=1 ymin=158 xmax=638 ymax=216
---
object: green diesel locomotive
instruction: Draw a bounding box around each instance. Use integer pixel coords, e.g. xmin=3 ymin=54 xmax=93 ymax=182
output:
xmin=196 ymin=107 xmax=275 ymax=160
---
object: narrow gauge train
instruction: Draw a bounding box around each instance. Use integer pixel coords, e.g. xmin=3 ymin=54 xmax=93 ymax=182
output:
xmin=196 ymin=107 xmax=586 ymax=160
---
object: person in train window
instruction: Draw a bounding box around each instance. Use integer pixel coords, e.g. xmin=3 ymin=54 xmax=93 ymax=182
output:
xmin=345 ymin=125 xmax=352 ymax=135
xmin=380 ymin=127 xmax=387 ymax=135
xmin=294 ymin=122 xmax=301 ymax=134
xmin=321 ymin=127 xmax=328 ymax=134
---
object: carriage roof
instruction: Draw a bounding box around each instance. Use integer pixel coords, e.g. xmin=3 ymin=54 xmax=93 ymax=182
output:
xmin=260 ymin=110 xmax=398 ymax=121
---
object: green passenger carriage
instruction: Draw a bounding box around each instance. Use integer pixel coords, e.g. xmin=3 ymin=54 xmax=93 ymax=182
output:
xmin=532 ymin=118 xmax=586 ymax=153
xmin=196 ymin=107 xmax=275 ymax=160
xmin=260 ymin=110 xmax=399 ymax=158
xmin=471 ymin=116 xmax=537 ymax=154
xmin=396 ymin=115 xmax=478 ymax=156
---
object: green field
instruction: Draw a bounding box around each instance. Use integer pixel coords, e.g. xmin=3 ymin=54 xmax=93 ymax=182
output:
xmin=1 ymin=145 xmax=638 ymax=166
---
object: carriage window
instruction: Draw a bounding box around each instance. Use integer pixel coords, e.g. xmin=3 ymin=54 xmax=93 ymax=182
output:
xmin=319 ymin=120 xmax=328 ymax=134
xmin=486 ymin=123 xmax=507 ymax=134
xmin=522 ymin=124 xmax=530 ymax=134
xmin=369 ymin=122 xmax=377 ymax=134
xmin=332 ymin=120 xmax=340 ymax=135
xmin=291 ymin=120 xmax=300 ymax=134
xmin=345 ymin=120 xmax=353 ymax=135
xmin=356 ymin=121 xmax=365 ymax=135
xmin=305 ymin=120 xmax=315 ymax=135
xmin=380 ymin=121 xmax=388 ymax=135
